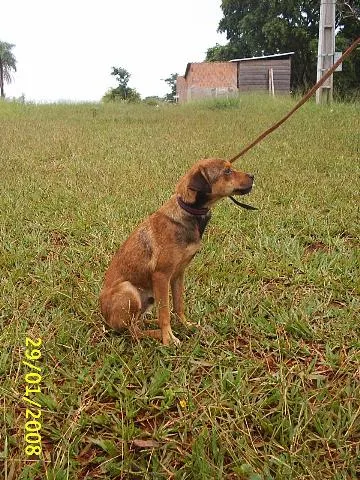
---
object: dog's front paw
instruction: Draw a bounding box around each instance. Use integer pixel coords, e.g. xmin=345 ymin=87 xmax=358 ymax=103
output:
xmin=170 ymin=332 xmax=181 ymax=346
xmin=163 ymin=330 xmax=181 ymax=347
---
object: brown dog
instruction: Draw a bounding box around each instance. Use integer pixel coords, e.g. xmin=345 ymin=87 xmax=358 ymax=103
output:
xmin=100 ymin=158 xmax=254 ymax=345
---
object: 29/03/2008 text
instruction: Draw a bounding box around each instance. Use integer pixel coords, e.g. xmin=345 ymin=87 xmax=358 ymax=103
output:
xmin=22 ymin=336 xmax=43 ymax=457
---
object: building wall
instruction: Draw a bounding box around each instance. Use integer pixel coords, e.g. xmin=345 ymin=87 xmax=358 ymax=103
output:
xmin=176 ymin=62 xmax=238 ymax=103
xmin=176 ymin=76 xmax=187 ymax=103
xmin=186 ymin=62 xmax=237 ymax=88
xmin=238 ymin=58 xmax=291 ymax=92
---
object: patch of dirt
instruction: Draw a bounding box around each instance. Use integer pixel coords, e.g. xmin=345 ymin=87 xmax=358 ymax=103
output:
xmin=304 ymin=241 xmax=330 ymax=254
xmin=49 ymin=230 xmax=69 ymax=247
xmin=261 ymin=276 xmax=291 ymax=292
xmin=134 ymin=411 xmax=161 ymax=434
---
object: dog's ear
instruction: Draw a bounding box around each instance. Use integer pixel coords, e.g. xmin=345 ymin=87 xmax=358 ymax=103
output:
xmin=188 ymin=169 xmax=211 ymax=193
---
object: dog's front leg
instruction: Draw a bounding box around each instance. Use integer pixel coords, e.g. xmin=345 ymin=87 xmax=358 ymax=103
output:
xmin=171 ymin=271 xmax=194 ymax=328
xmin=152 ymin=271 xmax=180 ymax=346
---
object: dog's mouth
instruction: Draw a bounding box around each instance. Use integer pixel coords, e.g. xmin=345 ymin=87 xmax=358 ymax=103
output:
xmin=232 ymin=185 xmax=253 ymax=196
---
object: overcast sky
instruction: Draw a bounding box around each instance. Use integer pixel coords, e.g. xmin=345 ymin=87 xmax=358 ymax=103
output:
xmin=2 ymin=0 xmax=227 ymax=102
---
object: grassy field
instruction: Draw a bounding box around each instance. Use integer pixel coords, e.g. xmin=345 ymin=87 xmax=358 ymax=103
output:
xmin=1 ymin=95 xmax=359 ymax=479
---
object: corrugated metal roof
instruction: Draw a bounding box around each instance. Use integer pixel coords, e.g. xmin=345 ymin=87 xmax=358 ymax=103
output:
xmin=229 ymin=52 xmax=295 ymax=62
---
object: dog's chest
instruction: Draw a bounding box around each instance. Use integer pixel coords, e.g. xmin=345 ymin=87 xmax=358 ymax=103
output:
xmin=175 ymin=213 xmax=211 ymax=245
xmin=175 ymin=215 xmax=210 ymax=267
xmin=195 ymin=215 xmax=211 ymax=238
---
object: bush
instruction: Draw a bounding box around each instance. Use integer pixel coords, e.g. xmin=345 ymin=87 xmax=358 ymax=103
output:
xmin=102 ymin=87 xmax=141 ymax=104
xmin=143 ymin=96 xmax=163 ymax=106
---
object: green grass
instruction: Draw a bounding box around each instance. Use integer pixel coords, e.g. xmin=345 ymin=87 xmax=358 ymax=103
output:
xmin=1 ymin=95 xmax=359 ymax=479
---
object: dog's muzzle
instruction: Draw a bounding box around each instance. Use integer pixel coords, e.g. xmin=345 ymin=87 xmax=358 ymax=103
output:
xmin=233 ymin=185 xmax=253 ymax=196
xmin=233 ymin=174 xmax=254 ymax=196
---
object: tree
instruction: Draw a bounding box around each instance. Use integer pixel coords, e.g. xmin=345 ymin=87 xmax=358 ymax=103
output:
xmin=206 ymin=1 xmax=360 ymax=93
xmin=0 ymin=41 xmax=17 ymax=98
xmin=335 ymin=1 xmax=360 ymax=97
xmin=111 ymin=67 xmax=131 ymax=98
xmin=206 ymin=43 xmax=241 ymax=62
xmin=163 ymin=73 xmax=178 ymax=102
xmin=102 ymin=66 xmax=141 ymax=102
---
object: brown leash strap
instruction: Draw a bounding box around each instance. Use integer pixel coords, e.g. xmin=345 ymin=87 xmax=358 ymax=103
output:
xmin=229 ymin=36 xmax=360 ymax=164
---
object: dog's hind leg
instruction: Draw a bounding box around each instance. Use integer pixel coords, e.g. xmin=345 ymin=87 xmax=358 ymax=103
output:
xmin=100 ymin=281 xmax=162 ymax=341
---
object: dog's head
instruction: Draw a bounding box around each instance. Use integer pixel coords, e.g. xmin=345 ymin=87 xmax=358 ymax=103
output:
xmin=176 ymin=158 xmax=254 ymax=208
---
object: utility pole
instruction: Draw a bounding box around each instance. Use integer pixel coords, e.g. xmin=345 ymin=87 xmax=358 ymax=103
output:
xmin=316 ymin=0 xmax=336 ymax=104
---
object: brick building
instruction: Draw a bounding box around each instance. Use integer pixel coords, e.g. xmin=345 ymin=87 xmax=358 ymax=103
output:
xmin=176 ymin=52 xmax=294 ymax=103
xmin=176 ymin=62 xmax=237 ymax=104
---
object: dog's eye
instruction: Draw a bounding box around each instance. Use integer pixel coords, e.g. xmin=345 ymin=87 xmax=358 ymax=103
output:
xmin=224 ymin=167 xmax=232 ymax=175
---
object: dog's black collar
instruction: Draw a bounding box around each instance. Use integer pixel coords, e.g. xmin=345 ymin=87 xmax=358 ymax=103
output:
xmin=177 ymin=197 xmax=209 ymax=216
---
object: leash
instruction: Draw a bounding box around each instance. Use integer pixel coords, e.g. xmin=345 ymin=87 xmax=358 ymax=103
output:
xmin=185 ymin=35 xmax=359 ymax=217
xmin=229 ymin=196 xmax=258 ymax=210
xmin=229 ymin=36 xmax=360 ymax=164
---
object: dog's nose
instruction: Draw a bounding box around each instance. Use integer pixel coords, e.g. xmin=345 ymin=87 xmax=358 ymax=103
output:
xmin=248 ymin=173 xmax=254 ymax=181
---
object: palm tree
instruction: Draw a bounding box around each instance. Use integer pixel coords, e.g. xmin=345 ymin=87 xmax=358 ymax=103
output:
xmin=0 ymin=42 xmax=17 ymax=98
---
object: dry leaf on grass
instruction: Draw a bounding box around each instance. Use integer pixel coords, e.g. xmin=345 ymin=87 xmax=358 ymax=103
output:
xmin=132 ymin=439 xmax=159 ymax=448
